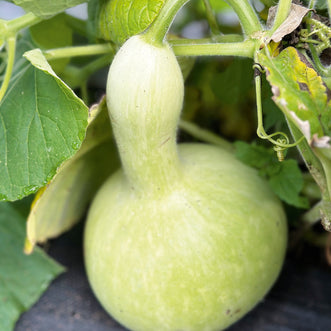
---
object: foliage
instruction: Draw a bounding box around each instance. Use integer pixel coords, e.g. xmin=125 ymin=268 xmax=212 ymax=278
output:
xmin=0 ymin=0 xmax=330 ymax=329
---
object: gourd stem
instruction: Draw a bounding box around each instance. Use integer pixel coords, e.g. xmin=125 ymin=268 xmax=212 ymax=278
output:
xmin=144 ymin=0 xmax=190 ymax=45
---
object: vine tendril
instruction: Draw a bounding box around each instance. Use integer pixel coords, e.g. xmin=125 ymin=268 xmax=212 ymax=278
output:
xmin=253 ymin=62 xmax=304 ymax=161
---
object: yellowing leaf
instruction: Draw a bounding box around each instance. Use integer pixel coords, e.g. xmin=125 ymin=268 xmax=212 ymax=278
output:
xmin=257 ymin=47 xmax=331 ymax=144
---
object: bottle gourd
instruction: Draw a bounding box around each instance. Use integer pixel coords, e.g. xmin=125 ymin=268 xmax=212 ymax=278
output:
xmin=84 ymin=35 xmax=287 ymax=331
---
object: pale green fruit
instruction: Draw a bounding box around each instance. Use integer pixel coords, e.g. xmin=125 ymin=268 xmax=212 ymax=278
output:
xmin=84 ymin=144 xmax=287 ymax=331
xmin=84 ymin=35 xmax=287 ymax=331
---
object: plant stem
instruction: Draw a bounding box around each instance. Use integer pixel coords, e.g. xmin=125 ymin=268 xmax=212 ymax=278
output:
xmin=270 ymin=0 xmax=292 ymax=33
xmin=80 ymin=54 xmax=112 ymax=80
xmin=179 ymin=120 xmax=234 ymax=152
xmin=224 ymin=0 xmax=262 ymax=36
xmin=144 ymin=0 xmax=190 ymax=45
xmin=0 ymin=36 xmax=16 ymax=102
xmin=302 ymin=201 xmax=323 ymax=225
xmin=202 ymin=0 xmax=221 ymax=36
xmin=170 ymin=35 xmax=244 ymax=44
xmin=44 ymin=44 xmax=115 ymax=60
xmin=328 ymin=0 xmax=331 ymax=20
xmin=61 ymin=54 xmax=112 ymax=89
xmin=308 ymin=0 xmax=316 ymax=10
xmin=6 ymin=12 xmax=42 ymax=34
xmin=171 ymin=39 xmax=256 ymax=58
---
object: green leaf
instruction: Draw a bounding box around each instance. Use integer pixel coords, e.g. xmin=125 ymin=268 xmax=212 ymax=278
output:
xmin=0 ymin=48 xmax=88 ymax=201
xmin=235 ymin=141 xmax=309 ymax=208
xmin=13 ymin=0 xmax=87 ymax=18
xmin=29 ymin=13 xmax=73 ymax=73
xmin=234 ymin=140 xmax=274 ymax=169
xmin=25 ymin=98 xmax=120 ymax=251
xmin=257 ymin=47 xmax=331 ymax=146
xmin=0 ymin=201 xmax=64 ymax=331
xmin=98 ymin=0 xmax=165 ymax=44
xmin=268 ymin=160 xmax=309 ymax=209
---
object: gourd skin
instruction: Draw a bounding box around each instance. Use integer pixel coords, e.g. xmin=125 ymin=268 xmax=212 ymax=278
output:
xmin=84 ymin=36 xmax=287 ymax=331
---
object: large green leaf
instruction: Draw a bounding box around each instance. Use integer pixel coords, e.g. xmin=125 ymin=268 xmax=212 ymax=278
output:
xmin=0 ymin=201 xmax=64 ymax=331
xmin=97 ymin=0 xmax=165 ymax=44
xmin=0 ymin=48 xmax=88 ymax=201
xmin=13 ymin=0 xmax=87 ymax=18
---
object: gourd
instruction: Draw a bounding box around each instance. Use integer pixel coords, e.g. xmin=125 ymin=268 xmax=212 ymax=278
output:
xmin=84 ymin=35 xmax=287 ymax=331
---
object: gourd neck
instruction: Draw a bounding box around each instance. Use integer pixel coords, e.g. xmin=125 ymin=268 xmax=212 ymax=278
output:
xmin=106 ymin=36 xmax=184 ymax=193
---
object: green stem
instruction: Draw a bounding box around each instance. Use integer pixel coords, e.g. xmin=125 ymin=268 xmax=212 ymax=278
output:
xmin=202 ymin=0 xmax=221 ymax=36
xmin=170 ymin=35 xmax=244 ymax=44
xmin=171 ymin=39 xmax=256 ymax=58
xmin=80 ymin=54 xmax=113 ymax=80
xmin=328 ymin=0 xmax=331 ymax=20
xmin=309 ymin=44 xmax=330 ymax=76
xmin=6 ymin=12 xmax=42 ymax=34
xmin=270 ymin=0 xmax=292 ymax=34
xmin=302 ymin=201 xmax=323 ymax=225
xmin=144 ymin=0 xmax=190 ymax=45
xmin=61 ymin=54 xmax=112 ymax=89
xmin=179 ymin=120 xmax=234 ymax=152
xmin=0 ymin=36 xmax=16 ymax=102
xmin=44 ymin=44 xmax=115 ymax=60
xmin=224 ymin=0 xmax=262 ymax=36
xmin=308 ymin=0 xmax=317 ymax=10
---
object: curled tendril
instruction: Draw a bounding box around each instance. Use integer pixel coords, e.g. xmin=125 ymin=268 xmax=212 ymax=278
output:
xmin=253 ymin=61 xmax=305 ymax=161
xmin=273 ymin=138 xmax=288 ymax=162
xmin=301 ymin=18 xmax=331 ymax=54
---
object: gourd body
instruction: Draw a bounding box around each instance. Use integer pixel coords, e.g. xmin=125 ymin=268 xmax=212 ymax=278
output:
xmin=84 ymin=36 xmax=287 ymax=331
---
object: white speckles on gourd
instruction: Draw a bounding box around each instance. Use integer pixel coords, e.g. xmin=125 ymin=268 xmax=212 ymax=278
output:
xmin=84 ymin=35 xmax=287 ymax=331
